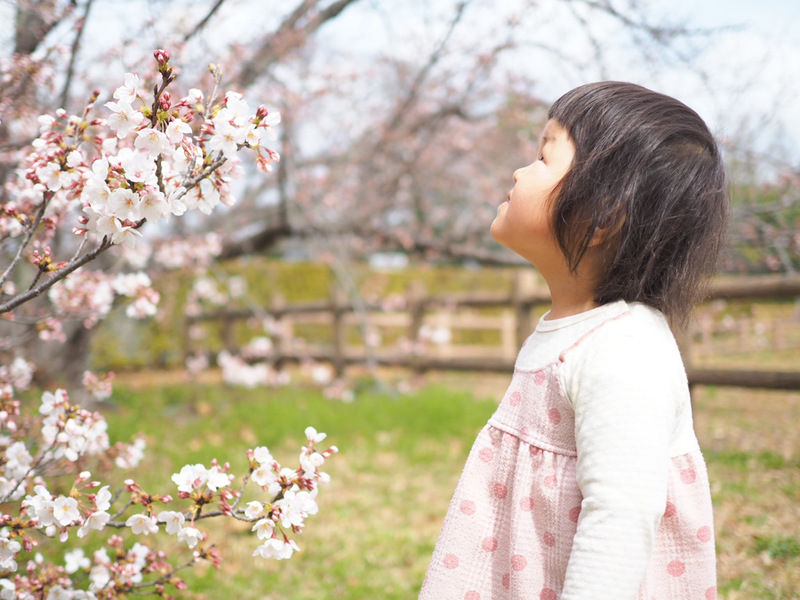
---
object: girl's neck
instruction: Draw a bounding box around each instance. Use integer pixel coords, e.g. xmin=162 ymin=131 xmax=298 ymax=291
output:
xmin=540 ymin=265 xmax=600 ymax=321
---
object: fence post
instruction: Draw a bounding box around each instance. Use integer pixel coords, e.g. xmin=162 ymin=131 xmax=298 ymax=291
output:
xmin=677 ymin=319 xmax=695 ymax=399
xmin=221 ymin=313 xmax=236 ymax=352
xmin=331 ymin=284 xmax=348 ymax=377
xmin=407 ymin=280 xmax=427 ymax=376
xmin=270 ymin=293 xmax=287 ymax=370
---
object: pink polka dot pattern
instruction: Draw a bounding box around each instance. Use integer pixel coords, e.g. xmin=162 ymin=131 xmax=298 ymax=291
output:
xmin=667 ymin=560 xmax=685 ymax=577
xmin=511 ymin=555 xmax=527 ymax=571
xmin=501 ymin=573 xmax=510 ymax=589
xmin=697 ymin=525 xmax=713 ymax=542
xmin=481 ymin=537 xmax=498 ymax=552
xmin=419 ymin=363 xmax=717 ymax=600
xmin=443 ymin=554 xmax=459 ymax=569
xmin=459 ymin=500 xmax=476 ymax=516
xmin=493 ymin=483 xmax=508 ymax=499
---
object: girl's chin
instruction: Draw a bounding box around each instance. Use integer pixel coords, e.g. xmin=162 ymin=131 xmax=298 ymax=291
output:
xmin=489 ymin=218 xmax=505 ymax=245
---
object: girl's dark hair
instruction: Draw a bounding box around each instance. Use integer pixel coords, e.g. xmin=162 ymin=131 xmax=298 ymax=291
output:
xmin=548 ymin=81 xmax=729 ymax=329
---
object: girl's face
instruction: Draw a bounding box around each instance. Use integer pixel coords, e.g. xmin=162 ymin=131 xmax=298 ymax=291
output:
xmin=490 ymin=119 xmax=575 ymax=273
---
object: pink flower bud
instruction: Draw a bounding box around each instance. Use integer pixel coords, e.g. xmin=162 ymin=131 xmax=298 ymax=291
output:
xmin=154 ymin=48 xmax=171 ymax=65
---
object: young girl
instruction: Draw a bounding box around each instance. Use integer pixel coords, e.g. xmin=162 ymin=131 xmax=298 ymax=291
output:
xmin=420 ymin=82 xmax=728 ymax=600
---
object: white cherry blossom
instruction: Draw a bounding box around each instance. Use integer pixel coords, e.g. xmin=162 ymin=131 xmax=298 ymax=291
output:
xmin=171 ymin=463 xmax=208 ymax=493
xmin=64 ymin=548 xmax=90 ymax=573
xmin=113 ymin=72 xmax=140 ymax=103
xmin=77 ymin=511 xmax=110 ymax=538
xmin=53 ymin=496 xmax=81 ymax=527
xmin=165 ymin=119 xmax=192 ymax=144
xmin=244 ymin=501 xmax=264 ymax=519
xmin=125 ymin=513 xmax=158 ymax=535
xmin=107 ymin=188 xmax=141 ymax=222
xmin=177 ymin=526 xmax=202 ymax=548
xmin=251 ymin=518 xmax=275 ymax=540
xmin=253 ymin=446 xmax=274 ymax=465
xmin=138 ymin=189 xmax=168 ymax=222
xmin=205 ymin=465 xmax=232 ymax=492
xmin=134 ymin=128 xmax=171 ymax=158
xmin=105 ymin=98 xmax=144 ymax=138
xmin=157 ymin=510 xmax=185 ymax=535
xmin=252 ymin=537 xmax=299 ymax=560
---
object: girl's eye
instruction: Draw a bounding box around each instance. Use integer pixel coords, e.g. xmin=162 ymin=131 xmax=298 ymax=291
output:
xmin=538 ymin=155 xmax=545 ymax=162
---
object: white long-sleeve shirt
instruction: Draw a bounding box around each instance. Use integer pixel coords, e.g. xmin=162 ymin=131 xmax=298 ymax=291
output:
xmin=517 ymin=300 xmax=705 ymax=598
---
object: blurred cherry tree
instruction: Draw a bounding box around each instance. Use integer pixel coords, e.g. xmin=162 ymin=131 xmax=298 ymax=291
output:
xmin=2 ymin=0 xmax=797 ymax=387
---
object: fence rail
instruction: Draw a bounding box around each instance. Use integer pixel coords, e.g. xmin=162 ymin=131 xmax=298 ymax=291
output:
xmin=184 ymin=273 xmax=800 ymax=391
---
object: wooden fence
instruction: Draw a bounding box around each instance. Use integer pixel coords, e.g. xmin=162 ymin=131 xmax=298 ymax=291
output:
xmin=184 ymin=273 xmax=800 ymax=391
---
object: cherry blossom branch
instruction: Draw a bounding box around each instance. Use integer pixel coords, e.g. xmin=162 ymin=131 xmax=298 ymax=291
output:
xmin=130 ymin=551 xmax=205 ymax=592
xmin=179 ymin=155 xmax=228 ymax=191
xmin=0 ymin=192 xmax=51 ymax=289
xmin=0 ymin=236 xmax=114 ymax=314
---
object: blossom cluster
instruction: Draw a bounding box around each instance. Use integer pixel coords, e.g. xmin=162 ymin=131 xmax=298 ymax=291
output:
xmin=0 ymin=384 xmax=336 ymax=598
xmin=0 ymin=49 xmax=337 ymax=599
xmin=3 ymin=56 xmax=281 ymax=254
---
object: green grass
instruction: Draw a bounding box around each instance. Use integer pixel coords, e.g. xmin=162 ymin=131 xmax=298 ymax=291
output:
xmin=88 ymin=380 xmax=498 ymax=599
xmin=24 ymin=378 xmax=800 ymax=599
xmin=693 ymin=386 xmax=800 ymax=600
xmin=754 ymin=536 xmax=800 ymax=560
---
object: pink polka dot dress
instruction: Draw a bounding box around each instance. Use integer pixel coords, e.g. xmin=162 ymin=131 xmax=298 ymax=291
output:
xmin=420 ymin=301 xmax=716 ymax=600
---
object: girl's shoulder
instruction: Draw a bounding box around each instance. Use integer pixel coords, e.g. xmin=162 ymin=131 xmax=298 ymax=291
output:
xmin=559 ymin=301 xmax=676 ymax=361
xmin=559 ymin=301 xmax=689 ymax=405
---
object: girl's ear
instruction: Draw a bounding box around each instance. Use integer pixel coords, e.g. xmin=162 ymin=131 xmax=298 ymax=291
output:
xmin=588 ymin=208 xmax=625 ymax=248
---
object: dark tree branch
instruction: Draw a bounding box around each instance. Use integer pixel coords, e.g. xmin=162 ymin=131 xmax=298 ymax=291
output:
xmin=59 ymin=0 xmax=95 ymax=110
xmin=236 ymin=0 xmax=361 ymax=87
xmin=184 ymin=0 xmax=230 ymax=42
xmin=0 ymin=237 xmax=114 ymax=315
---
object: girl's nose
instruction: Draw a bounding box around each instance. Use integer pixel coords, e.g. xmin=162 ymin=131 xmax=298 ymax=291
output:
xmin=513 ymin=167 xmax=524 ymax=182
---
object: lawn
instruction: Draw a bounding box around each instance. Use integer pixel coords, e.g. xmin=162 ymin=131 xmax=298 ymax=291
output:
xmin=75 ymin=372 xmax=800 ymax=599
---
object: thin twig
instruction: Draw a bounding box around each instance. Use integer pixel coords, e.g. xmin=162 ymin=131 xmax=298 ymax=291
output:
xmin=184 ymin=0 xmax=228 ymax=42
xmin=0 ymin=236 xmax=114 ymax=314
xmin=0 ymin=192 xmax=51 ymax=288
xmin=59 ymin=0 xmax=96 ymax=110
xmin=130 ymin=548 xmax=207 ymax=592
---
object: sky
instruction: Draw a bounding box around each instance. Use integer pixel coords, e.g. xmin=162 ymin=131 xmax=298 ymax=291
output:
xmin=317 ymin=0 xmax=800 ymax=162
xmin=2 ymin=0 xmax=799 ymax=160
xmin=647 ymin=0 xmax=800 ymax=160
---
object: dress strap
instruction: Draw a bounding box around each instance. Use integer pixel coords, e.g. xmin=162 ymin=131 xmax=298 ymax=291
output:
xmin=557 ymin=309 xmax=631 ymax=362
